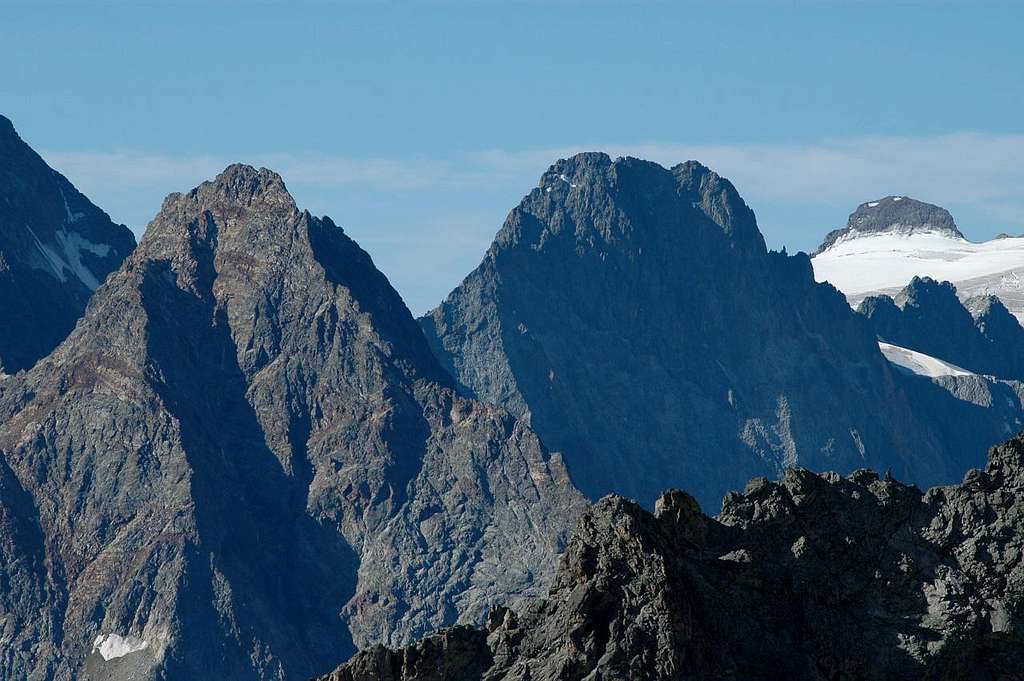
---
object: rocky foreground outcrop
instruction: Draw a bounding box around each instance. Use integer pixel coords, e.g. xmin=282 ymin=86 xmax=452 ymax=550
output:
xmin=0 ymin=115 xmax=136 ymax=373
xmin=319 ymin=431 xmax=1024 ymax=681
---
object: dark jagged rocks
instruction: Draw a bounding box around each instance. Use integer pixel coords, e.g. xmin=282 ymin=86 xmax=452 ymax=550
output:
xmin=318 ymin=431 xmax=1024 ymax=681
xmin=815 ymin=195 xmax=963 ymax=255
xmin=0 ymin=114 xmax=136 ymax=373
xmin=860 ymin=276 xmax=1024 ymax=381
xmin=420 ymin=153 xmax=979 ymax=509
xmin=0 ymin=165 xmax=585 ymax=680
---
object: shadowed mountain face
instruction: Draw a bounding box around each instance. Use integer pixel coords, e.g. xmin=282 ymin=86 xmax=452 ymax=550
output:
xmin=319 ymin=432 xmax=1024 ymax=681
xmin=0 ymin=165 xmax=585 ymax=681
xmin=420 ymin=153 xmax=979 ymax=509
xmin=860 ymin=276 xmax=1024 ymax=382
xmin=0 ymin=115 xmax=136 ymax=373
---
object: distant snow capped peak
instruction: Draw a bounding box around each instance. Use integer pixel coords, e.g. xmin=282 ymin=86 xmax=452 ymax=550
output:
xmin=811 ymin=198 xmax=1024 ymax=322
xmin=814 ymin=196 xmax=963 ymax=255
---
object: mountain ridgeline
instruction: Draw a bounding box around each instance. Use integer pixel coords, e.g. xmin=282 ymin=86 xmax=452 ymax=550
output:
xmin=420 ymin=153 xmax=1004 ymax=509
xmin=2 ymin=121 xmax=1024 ymax=681
xmin=0 ymin=115 xmax=136 ymax=373
xmin=0 ymin=164 xmax=585 ymax=681
xmin=859 ymin=276 xmax=1024 ymax=382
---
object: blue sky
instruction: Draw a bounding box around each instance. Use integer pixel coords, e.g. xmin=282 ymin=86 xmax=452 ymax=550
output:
xmin=4 ymin=0 xmax=1023 ymax=313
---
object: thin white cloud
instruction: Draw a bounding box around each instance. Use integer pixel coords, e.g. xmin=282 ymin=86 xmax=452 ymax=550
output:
xmin=473 ymin=133 xmax=1024 ymax=207
xmin=41 ymin=131 xmax=1024 ymax=241
xmin=39 ymin=150 xmax=487 ymax=194
xmin=40 ymin=151 xmax=226 ymax=189
xmin=42 ymin=132 xmax=1024 ymax=207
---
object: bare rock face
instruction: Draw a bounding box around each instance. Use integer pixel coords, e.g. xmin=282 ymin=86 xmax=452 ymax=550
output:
xmin=320 ymin=431 xmax=1024 ymax=681
xmin=0 ymin=114 xmax=136 ymax=373
xmin=0 ymin=165 xmax=585 ymax=680
xmin=420 ymin=153 xmax=979 ymax=509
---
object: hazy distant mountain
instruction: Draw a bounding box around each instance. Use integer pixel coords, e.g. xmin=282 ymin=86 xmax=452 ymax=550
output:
xmin=321 ymin=432 xmax=1024 ymax=681
xmin=0 ymin=115 xmax=136 ymax=374
xmin=812 ymin=197 xmax=1024 ymax=321
xmin=419 ymin=153 xmax=1009 ymax=510
xmin=0 ymin=165 xmax=585 ymax=680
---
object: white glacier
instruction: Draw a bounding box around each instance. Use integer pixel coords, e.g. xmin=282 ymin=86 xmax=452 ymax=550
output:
xmin=812 ymin=231 xmax=1024 ymax=321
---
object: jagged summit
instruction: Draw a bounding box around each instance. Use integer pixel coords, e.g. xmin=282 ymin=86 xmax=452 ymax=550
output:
xmin=895 ymin=274 xmax=962 ymax=308
xmin=859 ymin=276 xmax=1024 ymax=382
xmin=205 ymin=163 xmax=293 ymax=202
xmin=520 ymin=153 xmax=765 ymax=256
xmin=815 ymin=195 xmax=963 ymax=254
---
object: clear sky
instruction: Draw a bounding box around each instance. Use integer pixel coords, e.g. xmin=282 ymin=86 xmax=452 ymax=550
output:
xmin=4 ymin=0 xmax=1023 ymax=314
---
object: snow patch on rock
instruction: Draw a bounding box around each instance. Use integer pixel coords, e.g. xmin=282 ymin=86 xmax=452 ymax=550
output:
xmin=879 ymin=341 xmax=974 ymax=378
xmin=22 ymin=224 xmax=111 ymax=291
xmin=92 ymin=633 xmax=149 ymax=661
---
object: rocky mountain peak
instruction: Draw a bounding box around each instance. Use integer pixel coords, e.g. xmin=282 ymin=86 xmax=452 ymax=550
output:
xmin=523 ymin=154 xmax=765 ymax=256
xmin=421 ymin=155 xmax=968 ymax=510
xmin=894 ymin=275 xmax=961 ymax=309
xmin=815 ymin=196 xmax=963 ymax=254
xmin=207 ymin=163 xmax=294 ymax=206
xmin=537 ymin=150 xmax=612 ymax=185
xmin=0 ymin=162 xmax=586 ymax=680
xmin=146 ymin=164 xmax=298 ymax=242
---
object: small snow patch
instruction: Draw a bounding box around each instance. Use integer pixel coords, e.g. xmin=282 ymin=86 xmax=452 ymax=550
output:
xmin=893 ymin=196 xmax=903 ymax=201
xmin=93 ymin=633 xmax=148 ymax=661
xmin=867 ymin=201 xmax=880 ymax=207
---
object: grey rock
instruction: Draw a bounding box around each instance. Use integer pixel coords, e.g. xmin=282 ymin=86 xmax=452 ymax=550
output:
xmin=420 ymin=153 xmax=986 ymax=510
xmin=320 ymin=431 xmax=1024 ymax=681
xmin=0 ymin=165 xmax=585 ymax=680
xmin=815 ymin=195 xmax=963 ymax=255
xmin=0 ymin=114 xmax=136 ymax=373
